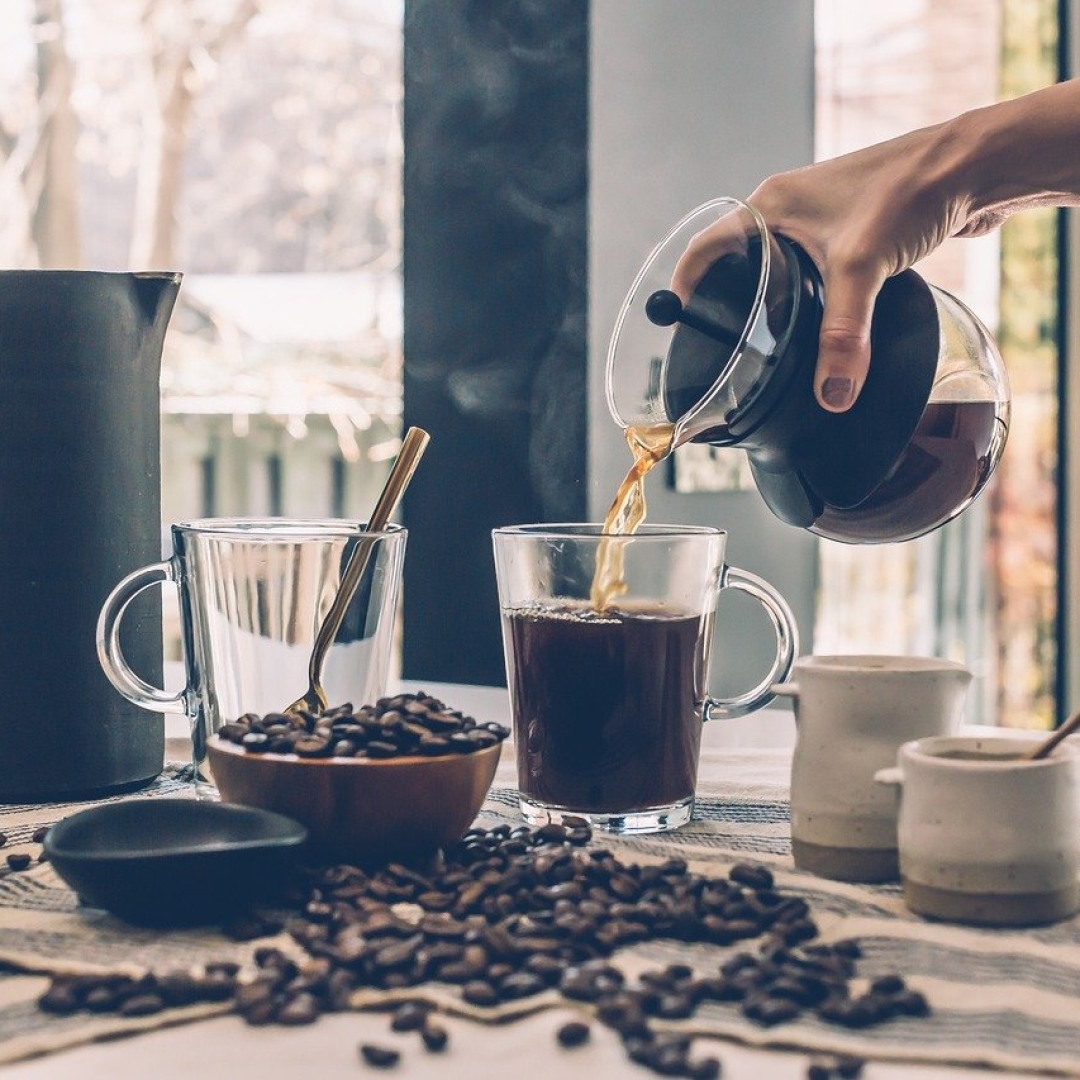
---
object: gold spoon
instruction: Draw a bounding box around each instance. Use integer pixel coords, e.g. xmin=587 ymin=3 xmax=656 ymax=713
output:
xmin=1025 ymin=707 xmax=1080 ymax=761
xmin=285 ymin=427 xmax=430 ymax=715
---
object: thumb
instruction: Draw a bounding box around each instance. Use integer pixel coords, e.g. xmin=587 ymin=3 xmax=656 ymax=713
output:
xmin=814 ymin=266 xmax=883 ymax=413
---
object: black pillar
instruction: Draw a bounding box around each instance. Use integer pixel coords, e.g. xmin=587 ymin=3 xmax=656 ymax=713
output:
xmin=402 ymin=0 xmax=589 ymax=685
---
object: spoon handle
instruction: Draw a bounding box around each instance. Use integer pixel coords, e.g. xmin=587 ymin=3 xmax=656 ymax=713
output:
xmin=1026 ymin=707 xmax=1080 ymax=761
xmin=306 ymin=428 xmax=430 ymax=687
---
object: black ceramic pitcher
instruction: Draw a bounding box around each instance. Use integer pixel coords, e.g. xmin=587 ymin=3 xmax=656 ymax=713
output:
xmin=0 ymin=271 xmax=181 ymax=800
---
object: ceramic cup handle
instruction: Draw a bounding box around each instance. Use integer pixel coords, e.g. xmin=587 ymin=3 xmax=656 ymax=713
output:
xmin=96 ymin=560 xmax=187 ymax=714
xmin=874 ymin=767 xmax=904 ymax=788
xmin=704 ymin=565 xmax=799 ymax=721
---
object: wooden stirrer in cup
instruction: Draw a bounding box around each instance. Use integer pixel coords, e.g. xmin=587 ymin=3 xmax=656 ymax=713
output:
xmin=285 ymin=427 xmax=430 ymax=715
xmin=1025 ymin=708 xmax=1080 ymax=761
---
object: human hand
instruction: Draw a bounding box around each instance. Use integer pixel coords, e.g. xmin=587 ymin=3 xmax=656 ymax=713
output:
xmin=671 ymin=123 xmax=983 ymax=412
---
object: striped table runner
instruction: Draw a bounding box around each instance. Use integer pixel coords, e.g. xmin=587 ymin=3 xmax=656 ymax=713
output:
xmin=0 ymin=750 xmax=1073 ymax=1074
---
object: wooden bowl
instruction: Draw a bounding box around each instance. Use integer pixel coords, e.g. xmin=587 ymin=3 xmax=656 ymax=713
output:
xmin=207 ymin=738 xmax=501 ymax=865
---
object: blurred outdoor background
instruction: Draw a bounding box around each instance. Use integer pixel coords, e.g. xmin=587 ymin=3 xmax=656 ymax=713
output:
xmin=0 ymin=0 xmax=1065 ymax=726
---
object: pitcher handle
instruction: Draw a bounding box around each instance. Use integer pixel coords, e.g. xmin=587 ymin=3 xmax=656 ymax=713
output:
xmin=703 ymin=566 xmax=798 ymax=721
xmin=96 ymin=560 xmax=186 ymax=714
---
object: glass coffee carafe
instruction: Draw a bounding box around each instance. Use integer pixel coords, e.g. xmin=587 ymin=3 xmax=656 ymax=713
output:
xmin=605 ymin=198 xmax=1010 ymax=544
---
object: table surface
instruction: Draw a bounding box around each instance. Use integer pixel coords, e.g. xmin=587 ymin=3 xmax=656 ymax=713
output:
xmin=0 ymin=684 xmax=1053 ymax=1080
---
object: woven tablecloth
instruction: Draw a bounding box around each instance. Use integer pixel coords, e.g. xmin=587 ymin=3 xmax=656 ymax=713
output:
xmin=0 ymin=748 xmax=1076 ymax=1075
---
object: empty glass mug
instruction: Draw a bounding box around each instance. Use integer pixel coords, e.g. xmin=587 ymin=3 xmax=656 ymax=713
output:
xmin=493 ymin=524 xmax=798 ymax=833
xmin=97 ymin=519 xmax=406 ymax=785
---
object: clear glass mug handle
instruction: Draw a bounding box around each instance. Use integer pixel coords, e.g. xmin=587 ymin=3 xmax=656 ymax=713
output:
xmin=704 ymin=565 xmax=799 ymax=720
xmin=95 ymin=560 xmax=187 ymax=714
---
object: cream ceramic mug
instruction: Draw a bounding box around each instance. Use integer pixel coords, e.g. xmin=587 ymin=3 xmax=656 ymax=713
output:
xmin=875 ymin=733 xmax=1080 ymax=926
xmin=772 ymin=655 xmax=973 ymax=883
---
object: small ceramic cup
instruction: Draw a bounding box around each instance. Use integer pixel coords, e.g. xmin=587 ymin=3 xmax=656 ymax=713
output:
xmin=773 ymin=655 xmax=972 ymax=883
xmin=875 ymin=733 xmax=1080 ymax=926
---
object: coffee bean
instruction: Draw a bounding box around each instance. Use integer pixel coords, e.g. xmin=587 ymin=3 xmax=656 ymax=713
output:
xmin=6 ymin=853 xmax=31 ymax=871
xmin=742 ymin=994 xmax=801 ymax=1026
xmin=359 ymin=1043 xmax=400 ymax=1068
xmin=807 ymin=1063 xmax=832 ymax=1080
xmin=366 ymin=741 xmax=400 ymax=759
xmin=651 ymin=1039 xmax=692 ymax=1076
xmin=32 ymin=826 xmax=49 ymax=844
xmin=556 ymin=1020 xmax=590 ymax=1047
xmin=655 ymin=993 xmax=695 ymax=1020
xmin=390 ymin=1001 xmax=430 ymax=1032
xmin=818 ymin=995 xmax=880 ymax=1029
xmin=832 ymin=939 xmax=862 ymax=959
xmin=499 ymin=972 xmax=546 ymax=1000
xmin=835 ymin=1055 xmax=866 ymax=1078
xmin=689 ymin=1056 xmax=722 ymax=1080
xmin=118 ymin=993 xmax=165 ymax=1017
xmin=238 ymin=989 xmax=278 ymax=1019
xmin=420 ymin=1021 xmax=449 ymax=1052
xmin=83 ymin=985 xmax=121 ymax=1012
xmin=37 ymin=984 xmax=80 ymax=1015
xmin=729 ymin=863 xmax=774 ymax=890
xmin=870 ymin=974 xmax=906 ymax=996
xmin=893 ymin=989 xmax=931 ymax=1017
xmin=461 ymin=980 xmax=499 ymax=1008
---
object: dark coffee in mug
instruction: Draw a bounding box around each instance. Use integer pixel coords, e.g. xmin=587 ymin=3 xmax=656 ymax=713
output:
xmin=502 ymin=601 xmax=709 ymax=814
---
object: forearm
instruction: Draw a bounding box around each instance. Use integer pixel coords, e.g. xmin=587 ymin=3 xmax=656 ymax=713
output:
xmin=951 ymin=79 xmax=1080 ymax=218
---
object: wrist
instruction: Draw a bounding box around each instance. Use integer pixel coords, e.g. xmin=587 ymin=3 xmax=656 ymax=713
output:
xmin=937 ymin=105 xmax=1006 ymax=217
xmin=943 ymin=82 xmax=1080 ymax=217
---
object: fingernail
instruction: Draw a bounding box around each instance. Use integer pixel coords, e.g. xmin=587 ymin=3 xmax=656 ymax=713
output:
xmin=821 ymin=376 xmax=854 ymax=408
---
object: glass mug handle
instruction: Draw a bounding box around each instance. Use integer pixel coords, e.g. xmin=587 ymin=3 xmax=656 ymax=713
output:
xmin=704 ymin=565 xmax=799 ymax=721
xmin=96 ymin=560 xmax=187 ymax=714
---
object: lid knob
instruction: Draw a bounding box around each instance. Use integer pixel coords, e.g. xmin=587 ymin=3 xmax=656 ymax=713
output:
xmin=645 ymin=288 xmax=740 ymax=348
xmin=644 ymin=289 xmax=684 ymax=326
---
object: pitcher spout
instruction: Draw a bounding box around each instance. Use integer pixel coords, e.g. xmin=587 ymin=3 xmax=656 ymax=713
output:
xmin=131 ymin=270 xmax=183 ymax=332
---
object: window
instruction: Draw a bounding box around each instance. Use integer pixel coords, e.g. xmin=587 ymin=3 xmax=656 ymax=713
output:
xmin=813 ymin=0 xmax=1061 ymax=727
xmin=1 ymin=0 xmax=404 ymax=665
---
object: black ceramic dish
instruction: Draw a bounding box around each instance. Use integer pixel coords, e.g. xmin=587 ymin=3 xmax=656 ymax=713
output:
xmin=43 ymin=798 xmax=308 ymax=927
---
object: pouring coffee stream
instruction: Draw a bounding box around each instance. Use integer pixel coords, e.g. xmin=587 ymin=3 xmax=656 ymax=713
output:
xmin=591 ymin=422 xmax=675 ymax=611
xmin=285 ymin=427 xmax=430 ymax=715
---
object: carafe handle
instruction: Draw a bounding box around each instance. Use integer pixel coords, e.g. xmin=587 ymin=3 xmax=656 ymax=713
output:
xmin=703 ymin=566 xmax=798 ymax=721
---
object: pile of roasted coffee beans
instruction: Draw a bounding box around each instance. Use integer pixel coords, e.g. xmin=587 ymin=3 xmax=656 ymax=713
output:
xmin=217 ymin=691 xmax=511 ymax=760
xmin=215 ymin=692 xmax=510 ymax=760
xmin=36 ymin=817 xmax=928 ymax=1075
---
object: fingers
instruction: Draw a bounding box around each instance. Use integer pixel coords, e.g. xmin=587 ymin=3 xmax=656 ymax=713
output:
xmin=814 ymin=264 xmax=884 ymax=412
xmin=670 ymin=213 xmax=752 ymax=302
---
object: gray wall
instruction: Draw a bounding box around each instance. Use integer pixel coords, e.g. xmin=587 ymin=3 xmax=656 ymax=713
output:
xmin=589 ymin=0 xmax=819 ymax=695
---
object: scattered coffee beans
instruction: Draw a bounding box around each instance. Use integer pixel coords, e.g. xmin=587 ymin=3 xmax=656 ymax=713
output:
xmin=35 ymin=821 xmax=928 ymax=1077
xmin=216 ymin=692 xmax=510 ymax=760
xmin=807 ymin=1055 xmax=866 ymax=1079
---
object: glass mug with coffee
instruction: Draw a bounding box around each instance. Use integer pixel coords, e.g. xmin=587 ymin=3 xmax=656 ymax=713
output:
xmin=493 ymin=524 xmax=798 ymax=834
